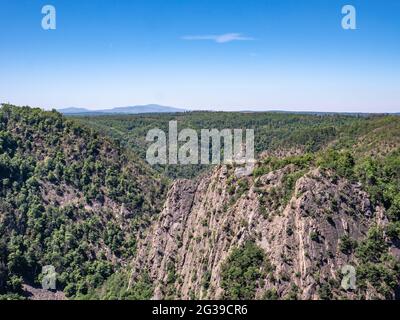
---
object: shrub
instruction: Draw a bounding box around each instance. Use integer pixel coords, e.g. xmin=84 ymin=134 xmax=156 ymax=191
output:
xmin=221 ymin=241 xmax=268 ymax=300
xmin=339 ymin=235 xmax=357 ymax=255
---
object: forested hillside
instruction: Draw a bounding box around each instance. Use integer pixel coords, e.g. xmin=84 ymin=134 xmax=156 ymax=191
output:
xmin=0 ymin=105 xmax=166 ymax=299
xmin=76 ymin=112 xmax=393 ymax=179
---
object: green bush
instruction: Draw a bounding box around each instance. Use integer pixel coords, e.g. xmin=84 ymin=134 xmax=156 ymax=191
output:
xmin=221 ymin=241 xmax=269 ymax=300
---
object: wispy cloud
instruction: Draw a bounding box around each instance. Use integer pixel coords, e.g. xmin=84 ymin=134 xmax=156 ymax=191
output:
xmin=182 ymin=33 xmax=254 ymax=43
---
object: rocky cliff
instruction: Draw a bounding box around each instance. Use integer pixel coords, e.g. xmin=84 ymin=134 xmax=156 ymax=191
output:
xmin=130 ymin=159 xmax=399 ymax=300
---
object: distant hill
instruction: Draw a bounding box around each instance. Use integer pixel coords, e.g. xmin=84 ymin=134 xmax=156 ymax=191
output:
xmin=57 ymin=107 xmax=91 ymax=114
xmin=58 ymin=104 xmax=187 ymax=115
xmin=58 ymin=106 xmax=399 ymax=116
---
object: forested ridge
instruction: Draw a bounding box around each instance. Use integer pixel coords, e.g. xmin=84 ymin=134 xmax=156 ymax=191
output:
xmin=0 ymin=105 xmax=166 ymax=299
xmin=76 ymin=112 xmax=396 ymax=179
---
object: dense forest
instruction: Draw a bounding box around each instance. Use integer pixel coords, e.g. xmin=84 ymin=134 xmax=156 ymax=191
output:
xmin=75 ymin=112 xmax=395 ymax=179
xmin=1 ymin=104 xmax=399 ymax=300
xmin=0 ymin=105 xmax=166 ymax=299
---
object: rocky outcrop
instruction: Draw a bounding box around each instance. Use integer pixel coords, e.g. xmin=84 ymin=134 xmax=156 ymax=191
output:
xmin=130 ymin=164 xmax=390 ymax=300
xmin=22 ymin=284 xmax=66 ymax=300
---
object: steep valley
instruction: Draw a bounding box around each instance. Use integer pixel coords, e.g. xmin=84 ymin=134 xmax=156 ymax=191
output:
xmin=1 ymin=105 xmax=399 ymax=300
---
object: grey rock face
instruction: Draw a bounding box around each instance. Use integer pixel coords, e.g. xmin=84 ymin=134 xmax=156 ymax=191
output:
xmin=130 ymin=165 xmax=389 ymax=300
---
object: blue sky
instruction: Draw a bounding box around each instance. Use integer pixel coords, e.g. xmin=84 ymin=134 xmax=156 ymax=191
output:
xmin=0 ymin=0 xmax=399 ymax=112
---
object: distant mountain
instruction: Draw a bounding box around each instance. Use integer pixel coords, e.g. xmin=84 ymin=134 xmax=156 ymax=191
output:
xmin=109 ymin=105 xmax=186 ymax=114
xmin=58 ymin=104 xmax=186 ymax=115
xmin=58 ymin=107 xmax=92 ymax=114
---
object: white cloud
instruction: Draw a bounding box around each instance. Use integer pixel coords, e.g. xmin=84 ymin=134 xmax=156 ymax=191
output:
xmin=182 ymin=33 xmax=254 ymax=43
